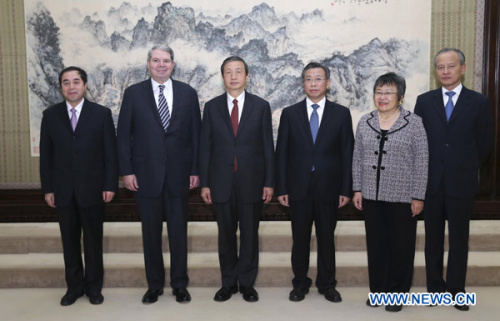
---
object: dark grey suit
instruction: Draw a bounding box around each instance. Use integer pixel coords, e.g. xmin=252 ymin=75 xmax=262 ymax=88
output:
xmin=414 ymin=86 xmax=493 ymax=295
xmin=117 ymin=78 xmax=201 ymax=290
xmin=40 ymin=99 xmax=118 ymax=296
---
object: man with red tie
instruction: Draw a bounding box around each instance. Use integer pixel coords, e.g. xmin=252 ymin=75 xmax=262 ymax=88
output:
xmin=199 ymin=56 xmax=275 ymax=302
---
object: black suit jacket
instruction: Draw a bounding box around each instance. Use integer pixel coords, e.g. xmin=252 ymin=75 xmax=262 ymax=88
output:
xmin=276 ymin=99 xmax=354 ymax=202
xmin=117 ymin=78 xmax=201 ymax=197
xmin=414 ymin=86 xmax=493 ymax=197
xmin=199 ymin=92 xmax=275 ymax=203
xmin=40 ymin=99 xmax=118 ymax=207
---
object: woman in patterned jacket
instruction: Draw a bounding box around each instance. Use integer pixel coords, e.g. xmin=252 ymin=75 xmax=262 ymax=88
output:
xmin=352 ymin=72 xmax=428 ymax=312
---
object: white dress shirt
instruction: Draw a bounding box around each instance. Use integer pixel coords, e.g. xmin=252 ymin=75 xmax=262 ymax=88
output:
xmin=441 ymin=83 xmax=463 ymax=107
xmin=227 ymin=91 xmax=245 ymax=122
xmin=306 ymin=97 xmax=326 ymax=126
xmin=152 ymin=78 xmax=174 ymax=115
xmin=66 ymin=98 xmax=84 ymax=123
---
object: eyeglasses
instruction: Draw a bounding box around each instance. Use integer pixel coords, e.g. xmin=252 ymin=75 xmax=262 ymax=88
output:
xmin=304 ymin=77 xmax=326 ymax=84
xmin=374 ymin=92 xmax=397 ymax=98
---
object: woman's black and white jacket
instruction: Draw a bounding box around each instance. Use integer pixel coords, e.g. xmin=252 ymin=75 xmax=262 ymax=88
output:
xmin=352 ymin=107 xmax=429 ymax=203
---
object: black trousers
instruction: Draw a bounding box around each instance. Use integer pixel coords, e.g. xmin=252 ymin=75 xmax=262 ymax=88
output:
xmin=135 ymin=188 xmax=189 ymax=290
xmin=57 ymin=196 xmax=104 ymax=295
xmin=424 ymin=184 xmax=474 ymax=295
xmin=363 ymin=199 xmax=417 ymax=294
xmin=213 ymin=176 xmax=262 ymax=288
xmin=289 ymin=173 xmax=338 ymax=291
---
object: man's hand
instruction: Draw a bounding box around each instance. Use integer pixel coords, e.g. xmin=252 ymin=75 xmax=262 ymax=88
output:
xmin=201 ymin=187 xmax=212 ymax=204
xmin=277 ymin=194 xmax=289 ymax=207
xmin=123 ymin=174 xmax=139 ymax=191
xmin=338 ymin=195 xmax=350 ymax=208
xmin=189 ymin=176 xmax=200 ymax=190
xmin=103 ymin=191 xmax=115 ymax=203
xmin=44 ymin=193 xmax=56 ymax=208
xmin=262 ymin=187 xmax=274 ymax=204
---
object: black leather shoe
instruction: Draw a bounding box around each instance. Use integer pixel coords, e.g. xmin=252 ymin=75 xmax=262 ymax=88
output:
xmin=60 ymin=291 xmax=84 ymax=306
xmin=239 ymin=286 xmax=259 ymax=302
xmin=454 ymin=304 xmax=470 ymax=311
xmin=214 ymin=286 xmax=238 ymax=302
xmin=318 ymin=288 xmax=342 ymax=302
xmin=385 ymin=304 xmax=402 ymax=312
xmin=88 ymin=293 xmax=104 ymax=305
xmin=142 ymin=289 xmax=164 ymax=304
xmin=172 ymin=288 xmax=191 ymax=303
xmin=366 ymin=298 xmax=379 ymax=307
xmin=289 ymin=288 xmax=309 ymax=302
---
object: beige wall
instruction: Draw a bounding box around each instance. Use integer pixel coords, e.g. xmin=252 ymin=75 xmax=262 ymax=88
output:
xmin=0 ymin=0 xmax=482 ymax=187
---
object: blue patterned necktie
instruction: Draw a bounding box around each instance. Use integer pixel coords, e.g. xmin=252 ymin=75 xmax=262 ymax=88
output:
xmin=158 ymin=84 xmax=171 ymax=132
xmin=445 ymin=91 xmax=455 ymax=121
xmin=310 ymin=104 xmax=319 ymax=171
xmin=310 ymin=104 xmax=319 ymax=143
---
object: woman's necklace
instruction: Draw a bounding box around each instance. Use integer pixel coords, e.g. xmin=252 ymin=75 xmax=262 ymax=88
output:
xmin=379 ymin=109 xmax=400 ymax=122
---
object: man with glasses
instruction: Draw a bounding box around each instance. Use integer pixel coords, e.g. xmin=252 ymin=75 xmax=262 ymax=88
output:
xmin=276 ymin=62 xmax=354 ymax=303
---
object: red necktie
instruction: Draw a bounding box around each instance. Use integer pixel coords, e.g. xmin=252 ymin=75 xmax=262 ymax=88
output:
xmin=231 ymin=99 xmax=238 ymax=171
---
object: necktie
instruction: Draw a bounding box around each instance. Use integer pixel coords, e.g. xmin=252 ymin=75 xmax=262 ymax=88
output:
xmin=445 ymin=91 xmax=455 ymax=121
xmin=310 ymin=104 xmax=319 ymax=171
xmin=70 ymin=108 xmax=77 ymax=131
xmin=158 ymin=84 xmax=171 ymax=132
xmin=231 ymin=99 xmax=239 ymax=171
xmin=310 ymin=104 xmax=319 ymax=143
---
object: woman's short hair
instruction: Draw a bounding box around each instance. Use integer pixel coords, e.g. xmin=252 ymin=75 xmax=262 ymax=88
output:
xmin=373 ymin=72 xmax=406 ymax=101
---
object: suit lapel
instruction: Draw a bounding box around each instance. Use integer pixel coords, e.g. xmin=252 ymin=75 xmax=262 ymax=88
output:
xmin=215 ymin=93 xmax=234 ymax=137
xmin=141 ymin=79 xmax=164 ymax=131
xmin=448 ymin=87 xmax=470 ymax=124
xmin=237 ymin=92 xmax=256 ymax=136
xmin=56 ymin=102 xmax=73 ymax=133
xmin=75 ymin=99 xmax=93 ymax=133
xmin=431 ymin=89 xmax=447 ymax=124
xmin=169 ymin=79 xmax=181 ymax=130
xmin=297 ymin=100 xmax=314 ymax=145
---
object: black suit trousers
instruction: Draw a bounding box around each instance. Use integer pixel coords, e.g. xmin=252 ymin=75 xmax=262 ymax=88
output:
xmin=57 ymin=195 xmax=104 ymax=295
xmin=135 ymin=187 xmax=189 ymax=290
xmin=424 ymin=183 xmax=474 ymax=295
xmin=213 ymin=172 xmax=262 ymax=288
xmin=363 ymin=199 xmax=417 ymax=293
xmin=289 ymin=172 xmax=338 ymax=291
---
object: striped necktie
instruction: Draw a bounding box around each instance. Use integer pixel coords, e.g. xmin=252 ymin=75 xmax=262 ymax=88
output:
xmin=158 ymin=84 xmax=171 ymax=132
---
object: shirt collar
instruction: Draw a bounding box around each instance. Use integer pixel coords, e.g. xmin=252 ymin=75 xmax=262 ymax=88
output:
xmin=66 ymin=98 xmax=84 ymax=114
xmin=441 ymin=83 xmax=463 ymax=96
xmin=227 ymin=91 xmax=245 ymax=105
xmin=306 ymin=97 xmax=326 ymax=110
xmin=151 ymin=78 xmax=172 ymax=91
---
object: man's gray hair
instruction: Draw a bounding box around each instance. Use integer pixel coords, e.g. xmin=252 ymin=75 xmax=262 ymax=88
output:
xmin=434 ymin=48 xmax=465 ymax=68
xmin=147 ymin=44 xmax=175 ymax=61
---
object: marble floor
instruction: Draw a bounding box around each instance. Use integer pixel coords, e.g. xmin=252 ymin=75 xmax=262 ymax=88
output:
xmin=1 ymin=287 xmax=499 ymax=321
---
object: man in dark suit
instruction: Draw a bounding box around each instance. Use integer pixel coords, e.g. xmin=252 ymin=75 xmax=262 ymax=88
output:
xmin=117 ymin=45 xmax=201 ymax=304
xmin=199 ymin=56 xmax=275 ymax=302
xmin=276 ymin=62 xmax=354 ymax=303
xmin=40 ymin=66 xmax=118 ymax=306
xmin=414 ymin=48 xmax=493 ymax=311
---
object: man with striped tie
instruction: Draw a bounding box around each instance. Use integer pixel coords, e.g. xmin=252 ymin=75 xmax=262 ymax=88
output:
xmin=117 ymin=45 xmax=201 ymax=304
